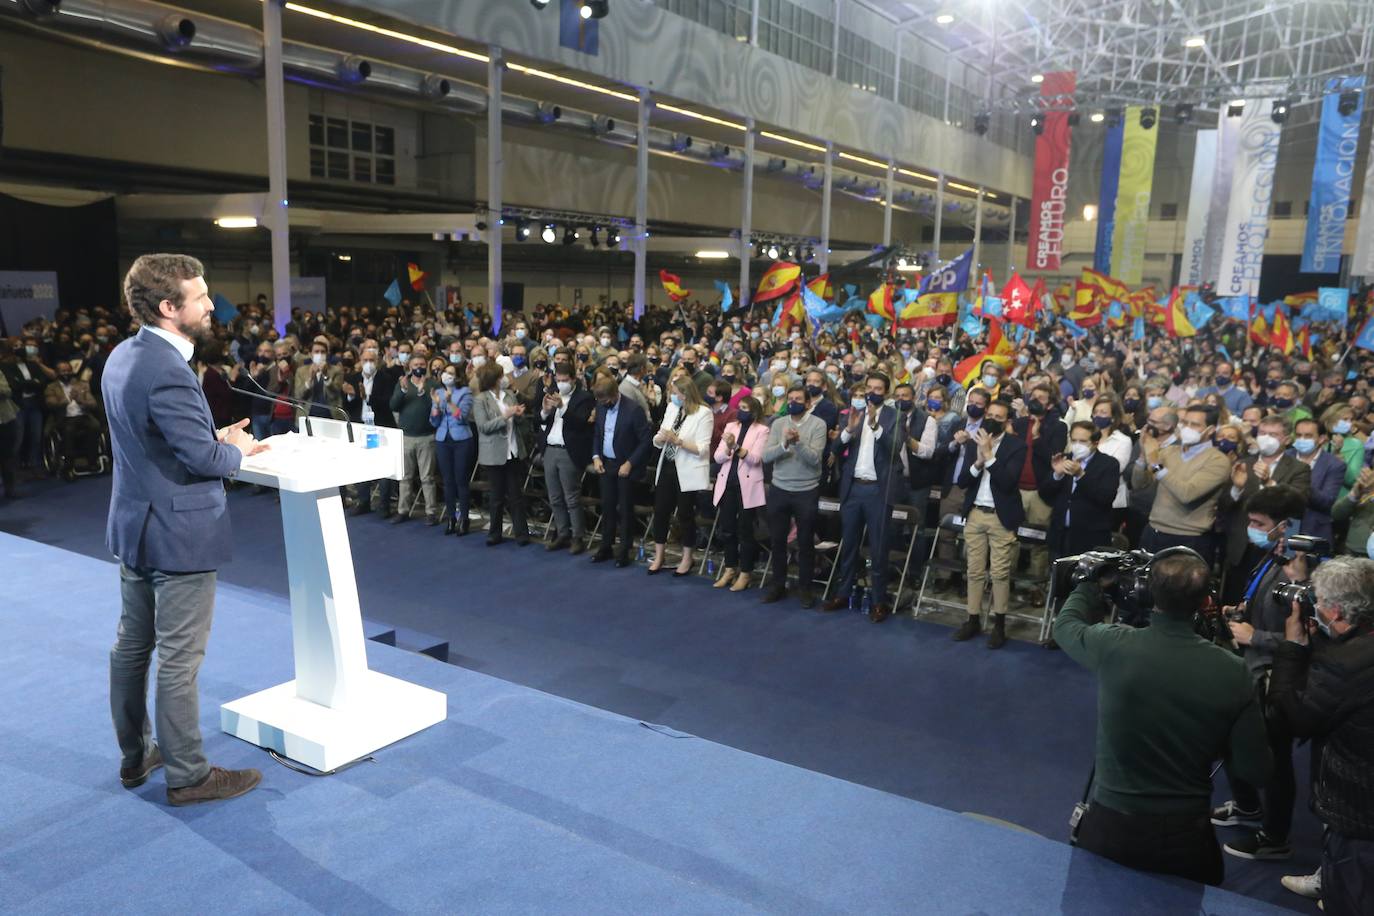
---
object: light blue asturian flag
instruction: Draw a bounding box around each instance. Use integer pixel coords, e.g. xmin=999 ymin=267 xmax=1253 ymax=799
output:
xmin=211 ymin=293 xmax=238 ymax=323
xmin=1219 ymin=296 xmax=1251 ymax=322
xmin=715 ymin=280 xmax=733 ymax=312
xmin=1131 ymin=316 xmax=1146 ymax=341
xmin=382 ymin=279 xmax=402 ymax=307
xmin=960 ymin=312 xmax=984 ymax=338
xmin=1060 ymin=316 xmax=1087 ymax=339
xmin=1185 ymin=292 xmax=1216 ymax=329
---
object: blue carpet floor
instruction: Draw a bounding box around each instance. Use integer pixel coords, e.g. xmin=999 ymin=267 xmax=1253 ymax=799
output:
xmin=0 ymin=476 xmax=1323 ymax=912
xmin=0 ymin=532 xmax=1292 ymax=914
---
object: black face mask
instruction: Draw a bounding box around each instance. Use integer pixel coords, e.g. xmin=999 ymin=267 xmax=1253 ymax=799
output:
xmin=896 ymin=399 xmax=913 ymax=411
xmin=935 ymin=373 xmax=952 ymax=387
xmin=982 ymin=418 xmax=1004 ymax=437
xmin=1027 ymin=400 xmax=1046 ymax=416
xmin=411 ymin=367 xmax=426 ymax=378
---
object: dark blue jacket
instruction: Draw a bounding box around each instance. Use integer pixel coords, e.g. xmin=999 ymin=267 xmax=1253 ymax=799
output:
xmin=103 ymin=328 xmax=242 ymax=572
xmin=834 ymin=404 xmax=901 ymax=504
xmin=1300 ymin=450 xmax=1344 ymax=545
xmin=593 ymin=393 xmax=652 ymax=472
xmin=957 ymin=433 xmax=1028 ymax=532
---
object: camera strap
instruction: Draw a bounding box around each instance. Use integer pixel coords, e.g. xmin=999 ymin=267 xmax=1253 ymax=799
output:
xmin=1068 ymin=763 xmax=1095 ymax=845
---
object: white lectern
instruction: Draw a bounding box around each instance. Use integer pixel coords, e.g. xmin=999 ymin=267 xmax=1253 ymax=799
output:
xmin=220 ymin=418 xmax=447 ymax=770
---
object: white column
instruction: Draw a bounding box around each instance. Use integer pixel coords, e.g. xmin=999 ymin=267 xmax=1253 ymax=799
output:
xmin=819 ymin=141 xmax=834 ymax=274
xmin=749 ymin=0 xmax=760 ymax=45
xmin=739 ymin=118 xmax=755 ymax=305
xmin=262 ymin=0 xmax=291 ymax=333
xmin=882 ymin=159 xmax=895 ymax=247
xmin=633 ymin=89 xmax=650 ymax=320
xmin=892 ymin=31 xmax=902 ymax=103
xmin=487 ymin=47 xmax=503 ymax=330
xmin=932 ymin=172 xmax=944 ymax=261
xmin=831 ymin=0 xmax=841 ymax=79
xmin=972 ymin=185 xmax=985 ymax=274
xmin=1006 ymin=196 xmax=1017 ymax=276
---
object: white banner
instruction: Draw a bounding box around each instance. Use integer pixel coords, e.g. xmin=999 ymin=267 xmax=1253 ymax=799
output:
xmin=1201 ymin=111 xmax=1242 ymax=283
xmin=1179 ymin=130 xmax=1217 ymax=287
xmin=1353 ymin=127 xmax=1374 ymax=277
xmin=1216 ymin=101 xmax=1282 ymax=298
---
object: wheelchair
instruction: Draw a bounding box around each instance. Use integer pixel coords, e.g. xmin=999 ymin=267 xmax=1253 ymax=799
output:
xmin=43 ymin=414 xmax=111 ymax=481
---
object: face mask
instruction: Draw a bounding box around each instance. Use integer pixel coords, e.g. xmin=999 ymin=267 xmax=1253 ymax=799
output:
xmin=1256 ymin=434 xmax=1282 ymax=457
xmin=600 ymin=337 xmax=612 ymax=348
xmin=826 ymin=372 xmax=840 ymax=386
xmin=512 ymin=355 xmax=527 ymax=368
xmin=555 ymin=380 xmax=573 ymax=396
xmin=927 ymin=399 xmax=943 ymax=412
xmin=935 ymin=373 xmax=952 ymax=386
xmin=1123 ymin=398 xmax=1139 ymax=413
xmin=1216 ymin=438 xmax=1239 ymax=455
xmin=1246 ymin=525 xmax=1274 ymax=549
xmin=850 ymin=396 xmax=866 ymax=410
xmin=966 ymin=403 xmax=985 ymax=420
xmin=449 ymin=353 xmax=463 ymax=364
xmin=311 ymin=353 xmax=326 ymax=366
xmin=1061 ymin=353 xmax=1074 ymax=367
xmin=1070 ymin=442 xmax=1092 ymax=462
xmin=1016 ymin=353 xmax=1029 ymax=366
xmin=1081 ymin=388 xmax=1096 ymax=399
xmin=1333 ymin=419 xmax=1352 ymax=435
xmin=1027 ymin=399 xmax=1046 ymax=417
xmin=790 ymin=358 xmax=801 ymax=370
xmin=441 ymin=373 xmax=456 ymax=387
xmin=786 ymin=401 xmax=806 ymax=416
xmin=361 ymin=361 xmax=376 ymax=377
xmin=1265 ymin=378 xmax=1281 ymax=390
xmin=1215 ymin=375 xmax=1231 ymax=388
xmin=702 ymin=393 xmax=717 ymax=406
xmin=1291 ymin=437 xmax=1317 ymax=455
xmin=1178 ymin=426 xmax=1202 ymax=446
xmin=670 ymin=393 xmax=684 ymax=408
xmin=982 ymin=374 xmax=998 ymax=389
xmin=1093 ymin=416 xmax=1112 ymax=429
xmin=771 ymin=362 xmax=786 ymax=374
xmin=736 ymin=409 xmax=752 ymax=423
xmin=900 ymin=349 xmax=912 ymax=360
xmin=410 ymin=367 xmax=425 ymax=378
xmin=896 ymin=399 xmax=914 ymax=411
xmin=1366 ymin=530 xmax=1374 ymax=560
xmin=771 ymin=384 xmax=785 ymax=398
xmin=1296 ymin=374 xmax=1312 ymax=387
xmin=866 ymin=392 xmax=885 ymax=406
xmin=1272 ymin=397 xmax=1295 ymax=410
xmin=1146 ymin=396 xmax=1163 ymax=410
xmin=471 ymin=356 xmax=486 ymax=368
xmin=981 ymin=418 xmax=1004 ymax=437
xmin=398 ymin=352 xmax=411 ymax=362
xmin=514 ymin=329 xmax=527 ymax=340
xmin=96 ymin=335 xmax=108 ymax=344
xmin=58 ymin=373 xmax=73 ymax=383
xmin=750 ymin=331 xmax=760 ymax=340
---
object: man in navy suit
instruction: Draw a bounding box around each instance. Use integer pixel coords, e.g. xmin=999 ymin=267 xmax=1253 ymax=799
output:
xmin=822 ymin=373 xmax=901 ymax=622
xmin=104 ymin=254 xmax=267 ymax=807
xmin=954 ymin=398 xmax=1027 ymax=649
xmin=1042 ymin=421 xmax=1121 ymax=558
xmin=590 ymin=375 xmax=651 ymax=567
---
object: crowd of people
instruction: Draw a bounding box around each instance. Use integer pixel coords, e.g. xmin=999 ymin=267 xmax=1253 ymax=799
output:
xmin=2 ymin=271 xmax=1372 ymax=908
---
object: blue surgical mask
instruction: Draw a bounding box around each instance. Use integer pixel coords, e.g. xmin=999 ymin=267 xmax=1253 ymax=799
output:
xmin=927 ymin=398 xmax=943 ymax=412
xmin=1246 ymin=526 xmax=1274 ymax=549
xmin=1333 ymin=419 xmax=1352 ymax=435
xmin=786 ymin=401 xmax=806 ymax=416
xmin=851 ymin=397 xmax=866 ymax=410
xmin=1292 ymin=437 xmax=1316 ymax=455
xmin=1146 ymin=396 xmax=1163 ymax=410
xmin=1216 ymin=438 xmax=1239 ymax=455
xmin=982 ymin=374 xmax=998 ymax=389
xmin=670 ymin=393 xmax=684 ymax=408
xmin=736 ymin=409 xmax=752 ymax=423
xmin=512 ymin=355 xmax=526 ymax=368
xmin=1093 ymin=416 xmax=1112 ymax=429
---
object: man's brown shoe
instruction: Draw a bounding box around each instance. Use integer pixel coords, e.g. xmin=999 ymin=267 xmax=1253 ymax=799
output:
xmin=120 ymin=746 xmax=164 ymax=789
xmin=820 ymin=596 xmax=848 ymax=612
xmin=167 ymin=766 xmax=262 ymax=807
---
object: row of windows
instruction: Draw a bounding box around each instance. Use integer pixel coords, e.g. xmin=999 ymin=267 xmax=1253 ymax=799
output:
xmin=308 ymin=114 xmax=396 ymax=186
xmin=659 ymin=0 xmax=1026 ymax=154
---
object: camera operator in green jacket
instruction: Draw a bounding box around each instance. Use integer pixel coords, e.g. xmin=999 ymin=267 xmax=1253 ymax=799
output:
xmin=1054 ymin=548 xmax=1273 ymax=886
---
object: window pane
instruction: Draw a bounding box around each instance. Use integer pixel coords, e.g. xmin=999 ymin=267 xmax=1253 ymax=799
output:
xmin=326 ymin=118 xmax=348 ymax=149
xmin=374 ymin=126 xmax=395 ymax=157
xmin=309 ymin=114 xmax=324 ymax=147
xmin=351 ymin=122 xmax=372 ymax=153
xmin=375 ymin=158 xmax=395 ymax=185
xmin=354 ymin=156 xmax=372 ymax=183
xmin=310 ymin=148 xmax=325 ymax=178
xmin=327 ymin=150 xmax=349 ymax=180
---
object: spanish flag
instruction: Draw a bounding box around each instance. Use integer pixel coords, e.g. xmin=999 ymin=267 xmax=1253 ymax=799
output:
xmin=1283 ymin=291 xmax=1318 ymax=310
xmin=659 ymin=269 xmax=691 ymax=303
xmin=407 ymin=262 xmax=427 ymax=292
xmin=1249 ymin=313 xmax=1270 ymax=347
xmin=1164 ymin=287 xmax=1197 ymax=338
xmin=1296 ymin=324 xmax=1312 ymax=359
xmin=1270 ymin=309 xmax=1294 ymax=355
xmin=775 ymin=287 xmax=811 ymax=334
xmin=806 ymin=273 xmax=834 ymax=302
xmin=952 ymin=319 xmax=1017 ymax=388
xmin=753 ymin=261 xmax=801 ymax=304
xmin=897 ymin=291 xmax=958 ymax=328
xmin=867 ymin=283 xmax=896 ymax=321
xmin=1051 ymin=281 xmax=1074 ymax=315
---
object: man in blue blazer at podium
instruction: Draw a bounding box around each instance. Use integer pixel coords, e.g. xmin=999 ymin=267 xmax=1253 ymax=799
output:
xmin=104 ymin=254 xmax=268 ymax=806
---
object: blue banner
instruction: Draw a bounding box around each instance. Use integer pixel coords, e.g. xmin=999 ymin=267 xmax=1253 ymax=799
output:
xmin=1093 ymin=121 xmax=1124 ymax=273
xmin=1302 ymin=76 xmax=1364 ymax=274
xmin=1219 ymin=296 xmax=1251 ymax=321
xmin=1313 ymin=287 xmax=1350 ymax=322
xmin=714 ymin=280 xmax=733 ymax=312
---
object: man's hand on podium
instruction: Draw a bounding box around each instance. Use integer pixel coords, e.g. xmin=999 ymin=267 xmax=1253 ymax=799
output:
xmin=218 ymin=418 xmax=270 ymax=458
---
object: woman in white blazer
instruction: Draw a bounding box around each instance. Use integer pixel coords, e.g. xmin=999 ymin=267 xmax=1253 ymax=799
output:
xmin=648 ymin=370 xmax=713 ymax=575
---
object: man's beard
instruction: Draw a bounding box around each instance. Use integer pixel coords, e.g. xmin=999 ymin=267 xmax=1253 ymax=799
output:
xmin=178 ymin=312 xmax=213 ymax=343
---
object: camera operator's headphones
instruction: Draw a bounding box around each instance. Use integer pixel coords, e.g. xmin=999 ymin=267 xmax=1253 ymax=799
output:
xmin=1137 ymin=546 xmax=1215 ymax=614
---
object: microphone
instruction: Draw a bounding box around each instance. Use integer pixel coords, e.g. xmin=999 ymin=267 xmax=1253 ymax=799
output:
xmin=240 ymin=362 xmax=354 ymax=442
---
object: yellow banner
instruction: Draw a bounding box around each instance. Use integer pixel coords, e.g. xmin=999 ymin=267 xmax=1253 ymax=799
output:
xmin=1109 ymin=107 xmax=1159 ymax=286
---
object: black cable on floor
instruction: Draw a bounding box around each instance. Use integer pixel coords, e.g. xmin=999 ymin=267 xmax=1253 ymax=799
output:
xmin=266 ymin=748 xmax=375 ymax=777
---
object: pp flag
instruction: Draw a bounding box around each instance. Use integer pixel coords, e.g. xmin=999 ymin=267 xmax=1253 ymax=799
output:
xmin=1094 ymin=119 xmax=1124 ymax=273
xmin=1302 ymin=77 xmax=1364 ymax=274
xmin=1027 ymin=72 xmax=1076 ymax=271
xmin=1219 ymin=296 xmax=1251 ymax=322
xmin=1312 ymin=287 xmax=1349 ymax=322
xmin=753 ymin=262 xmax=801 ymax=303
xmin=1355 ymin=314 xmax=1374 ymax=352
xmin=659 ymin=270 xmax=690 ymax=303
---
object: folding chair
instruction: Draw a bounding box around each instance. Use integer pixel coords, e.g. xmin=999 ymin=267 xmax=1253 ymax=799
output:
xmin=913 ymin=513 xmax=970 ymax=618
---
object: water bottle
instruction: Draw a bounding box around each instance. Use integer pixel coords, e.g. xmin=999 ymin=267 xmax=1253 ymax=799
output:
xmin=861 ymin=590 xmax=872 ymax=616
xmin=706 ymin=557 xmax=716 ymax=576
xmin=849 ymin=586 xmax=861 ymax=612
xmin=637 ymin=543 xmax=646 ymax=562
xmin=362 ymin=404 xmax=379 ymax=449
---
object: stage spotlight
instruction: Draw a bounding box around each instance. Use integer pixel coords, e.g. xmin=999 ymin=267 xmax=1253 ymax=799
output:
xmin=974 ymin=112 xmax=990 ymax=136
xmin=588 ymin=227 xmax=602 ymax=247
xmin=541 ymin=224 xmax=557 ymax=244
xmin=897 ymin=256 xmax=909 ymax=268
xmin=1105 ymin=107 xmax=1123 ymax=128
xmin=1174 ymin=102 xmax=1193 ymax=124
xmin=1139 ymin=107 xmax=1157 ymax=129
xmin=580 ymin=0 xmax=608 ymax=19
xmin=804 ymin=246 xmax=815 ymax=262
xmin=515 ymin=221 xmax=531 ymax=242
xmin=1338 ymin=90 xmax=1359 ymax=116
xmin=1227 ymin=100 xmax=1245 ymax=118
xmin=530 ymin=0 xmax=550 ymax=8
xmin=608 ymin=227 xmax=622 ymax=245
xmin=563 ymin=227 xmax=581 ymax=245
xmin=1067 ymin=111 xmax=1081 ymax=127
xmin=765 ymin=244 xmax=780 ymax=260
xmin=1271 ymin=98 xmax=1291 ymax=124
xmin=1029 ymin=113 xmax=1044 ymax=135
xmin=1089 ymin=111 xmax=1105 ymax=123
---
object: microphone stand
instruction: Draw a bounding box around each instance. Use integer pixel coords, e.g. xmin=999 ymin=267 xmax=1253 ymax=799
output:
xmin=242 ymin=364 xmax=354 ymax=442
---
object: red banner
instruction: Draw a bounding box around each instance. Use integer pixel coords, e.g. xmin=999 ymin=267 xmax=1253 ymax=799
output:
xmin=1027 ymin=71 xmax=1076 ymax=272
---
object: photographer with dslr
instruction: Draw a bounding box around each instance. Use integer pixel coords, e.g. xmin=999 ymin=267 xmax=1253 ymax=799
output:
xmin=1211 ymin=485 xmax=1310 ymax=862
xmin=1054 ymin=548 xmax=1272 ymax=885
xmin=1268 ymin=557 xmax=1374 ymax=916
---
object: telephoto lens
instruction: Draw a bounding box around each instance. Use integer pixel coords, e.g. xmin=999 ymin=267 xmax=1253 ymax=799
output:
xmin=1272 ymin=581 xmax=1318 ymax=619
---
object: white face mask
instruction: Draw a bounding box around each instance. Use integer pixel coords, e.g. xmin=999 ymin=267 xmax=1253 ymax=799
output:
xmin=1256 ymin=434 xmax=1282 ymax=457
xmin=557 ymin=380 xmax=573 ymax=396
xmin=771 ymin=385 xmax=785 ymax=398
xmin=514 ymin=329 xmax=527 ymax=339
xmin=311 ymin=352 xmax=326 ymax=366
xmin=471 ymin=355 xmax=486 ymax=368
xmin=1070 ymin=442 xmax=1092 ymax=462
xmin=600 ymin=336 xmax=612 ymax=348
xmin=790 ymin=358 xmax=801 ymax=370
xmin=441 ymin=374 xmax=456 ymax=387
xmin=1178 ymin=426 xmax=1202 ymax=446
xmin=361 ymin=361 xmax=376 ymax=377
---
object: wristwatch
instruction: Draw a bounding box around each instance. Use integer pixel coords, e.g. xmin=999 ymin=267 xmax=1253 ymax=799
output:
xmin=1150 ymin=462 xmax=1164 ymax=475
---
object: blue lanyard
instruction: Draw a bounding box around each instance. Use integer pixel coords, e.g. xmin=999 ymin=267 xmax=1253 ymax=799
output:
xmin=1243 ymin=555 xmax=1276 ymax=605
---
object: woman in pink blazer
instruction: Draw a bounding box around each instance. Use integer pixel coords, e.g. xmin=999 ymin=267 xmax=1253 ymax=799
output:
xmin=711 ymin=395 xmax=769 ymax=592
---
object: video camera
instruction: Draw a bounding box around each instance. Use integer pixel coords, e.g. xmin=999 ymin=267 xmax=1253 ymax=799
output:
xmin=1052 ymin=547 xmax=1222 ymax=636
